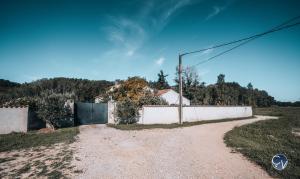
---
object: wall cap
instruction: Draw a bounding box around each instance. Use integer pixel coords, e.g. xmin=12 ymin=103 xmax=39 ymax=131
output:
xmin=142 ymin=105 xmax=252 ymax=107
xmin=0 ymin=106 xmax=29 ymax=109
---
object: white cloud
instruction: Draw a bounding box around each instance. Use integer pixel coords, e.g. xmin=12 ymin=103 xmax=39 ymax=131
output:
xmin=162 ymin=0 xmax=191 ymax=24
xmin=104 ymin=17 xmax=146 ymax=57
xmin=198 ymin=68 xmax=210 ymax=76
xmin=126 ymin=50 xmax=135 ymax=56
xmin=103 ymin=0 xmax=192 ymax=59
xmin=24 ymin=75 xmax=41 ymax=82
xmin=205 ymin=0 xmax=236 ymax=21
xmin=155 ymin=57 xmax=165 ymax=66
xmin=205 ymin=6 xmax=225 ymax=20
xmin=191 ymin=45 xmax=214 ymax=58
xmin=201 ymin=48 xmax=213 ymax=55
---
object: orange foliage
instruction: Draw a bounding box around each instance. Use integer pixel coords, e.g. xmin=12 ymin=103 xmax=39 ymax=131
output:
xmin=111 ymin=77 xmax=149 ymax=102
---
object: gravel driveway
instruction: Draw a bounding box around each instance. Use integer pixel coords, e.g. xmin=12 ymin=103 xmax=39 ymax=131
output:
xmin=71 ymin=116 xmax=276 ymax=179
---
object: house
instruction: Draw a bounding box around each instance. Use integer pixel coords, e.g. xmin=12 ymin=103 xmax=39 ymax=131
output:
xmin=107 ymin=80 xmax=122 ymax=92
xmin=95 ymin=96 xmax=104 ymax=103
xmin=94 ymin=79 xmax=190 ymax=106
xmin=95 ymin=81 xmax=121 ymax=103
xmin=156 ymin=89 xmax=190 ymax=106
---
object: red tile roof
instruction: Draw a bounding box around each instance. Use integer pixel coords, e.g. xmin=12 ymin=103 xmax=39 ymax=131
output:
xmin=156 ymin=89 xmax=172 ymax=96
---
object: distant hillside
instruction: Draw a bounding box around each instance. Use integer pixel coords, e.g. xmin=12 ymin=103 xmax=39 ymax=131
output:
xmin=0 ymin=78 xmax=113 ymax=103
xmin=0 ymin=79 xmax=20 ymax=94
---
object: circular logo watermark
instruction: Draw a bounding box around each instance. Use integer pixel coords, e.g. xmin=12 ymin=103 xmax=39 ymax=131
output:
xmin=272 ymin=154 xmax=288 ymax=171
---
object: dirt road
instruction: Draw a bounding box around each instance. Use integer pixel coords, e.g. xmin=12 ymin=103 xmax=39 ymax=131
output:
xmin=71 ymin=116 xmax=277 ymax=179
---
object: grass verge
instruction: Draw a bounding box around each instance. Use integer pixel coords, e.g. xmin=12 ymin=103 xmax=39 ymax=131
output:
xmin=107 ymin=116 xmax=254 ymax=130
xmin=224 ymin=107 xmax=300 ymax=178
xmin=0 ymin=127 xmax=79 ymax=152
xmin=0 ymin=127 xmax=79 ymax=178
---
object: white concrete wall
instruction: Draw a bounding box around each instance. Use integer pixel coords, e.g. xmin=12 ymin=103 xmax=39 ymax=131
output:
xmin=183 ymin=106 xmax=252 ymax=122
xmin=138 ymin=106 xmax=252 ymax=124
xmin=160 ymin=90 xmax=190 ymax=106
xmin=139 ymin=106 xmax=179 ymax=124
xmin=0 ymin=107 xmax=28 ymax=134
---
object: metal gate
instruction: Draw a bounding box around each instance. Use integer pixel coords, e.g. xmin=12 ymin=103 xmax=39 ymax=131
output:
xmin=75 ymin=102 xmax=108 ymax=125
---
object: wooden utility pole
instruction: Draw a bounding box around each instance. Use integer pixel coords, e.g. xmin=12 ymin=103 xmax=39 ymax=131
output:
xmin=178 ymin=54 xmax=183 ymax=124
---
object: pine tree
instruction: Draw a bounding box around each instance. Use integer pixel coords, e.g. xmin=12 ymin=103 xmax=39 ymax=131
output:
xmin=156 ymin=70 xmax=170 ymax=90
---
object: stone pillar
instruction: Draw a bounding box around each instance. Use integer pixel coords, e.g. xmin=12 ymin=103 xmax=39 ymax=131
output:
xmin=107 ymin=100 xmax=116 ymax=124
xmin=64 ymin=100 xmax=74 ymax=114
xmin=137 ymin=108 xmax=143 ymax=124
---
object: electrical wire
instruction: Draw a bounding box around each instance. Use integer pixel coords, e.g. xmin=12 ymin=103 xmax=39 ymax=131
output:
xmin=189 ymin=21 xmax=300 ymax=67
xmin=181 ymin=15 xmax=300 ymax=57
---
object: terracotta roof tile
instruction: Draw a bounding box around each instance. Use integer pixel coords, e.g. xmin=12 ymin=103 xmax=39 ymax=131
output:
xmin=156 ymin=89 xmax=172 ymax=96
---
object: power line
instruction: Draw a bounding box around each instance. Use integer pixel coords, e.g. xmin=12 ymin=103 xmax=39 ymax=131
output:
xmin=177 ymin=15 xmax=300 ymax=125
xmin=190 ymin=21 xmax=300 ymax=67
xmin=181 ymin=15 xmax=300 ymax=56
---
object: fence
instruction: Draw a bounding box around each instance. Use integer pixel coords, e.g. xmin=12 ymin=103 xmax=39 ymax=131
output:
xmin=138 ymin=105 xmax=252 ymax=124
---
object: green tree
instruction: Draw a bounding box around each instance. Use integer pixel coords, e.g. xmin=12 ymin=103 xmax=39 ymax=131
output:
xmin=246 ymin=83 xmax=255 ymax=106
xmin=217 ymin=74 xmax=225 ymax=84
xmin=247 ymin=83 xmax=253 ymax=90
xmin=174 ymin=66 xmax=201 ymax=102
xmin=216 ymin=74 xmax=226 ymax=105
xmin=156 ymin=70 xmax=170 ymax=90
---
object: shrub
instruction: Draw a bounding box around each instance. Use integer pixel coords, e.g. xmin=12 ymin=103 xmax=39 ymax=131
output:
xmin=115 ymin=92 xmax=167 ymax=124
xmin=116 ymin=98 xmax=139 ymax=124
xmin=0 ymin=93 xmax=74 ymax=129
xmin=37 ymin=93 xmax=74 ymax=129
xmin=138 ymin=92 xmax=168 ymax=107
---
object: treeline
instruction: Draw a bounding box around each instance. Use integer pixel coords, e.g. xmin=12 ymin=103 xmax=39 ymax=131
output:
xmin=178 ymin=71 xmax=275 ymax=107
xmin=0 ymin=78 xmax=113 ymax=105
xmin=1 ymin=72 xmax=299 ymax=108
xmin=274 ymin=101 xmax=300 ymax=107
xmin=151 ymin=68 xmax=298 ymax=107
xmin=0 ymin=79 xmax=20 ymax=95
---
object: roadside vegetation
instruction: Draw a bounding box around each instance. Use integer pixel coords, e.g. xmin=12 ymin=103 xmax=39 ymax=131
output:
xmin=0 ymin=127 xmax=79 ymax=178
xmin=224 ymin=107 xmax=300 ymax=178
xmin=0 ymin=78 xmax=113 ymax=129
xmin=0 ymin=127 xmax=78 ymax=152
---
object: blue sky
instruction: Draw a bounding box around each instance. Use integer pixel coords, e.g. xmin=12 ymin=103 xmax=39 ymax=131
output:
xmin=0 ymin=0 xmax=300 ymax=101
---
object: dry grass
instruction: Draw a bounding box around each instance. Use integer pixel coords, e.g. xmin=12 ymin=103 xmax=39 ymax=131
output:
xmin=0 ymin=127 xmax=79 ymax=178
